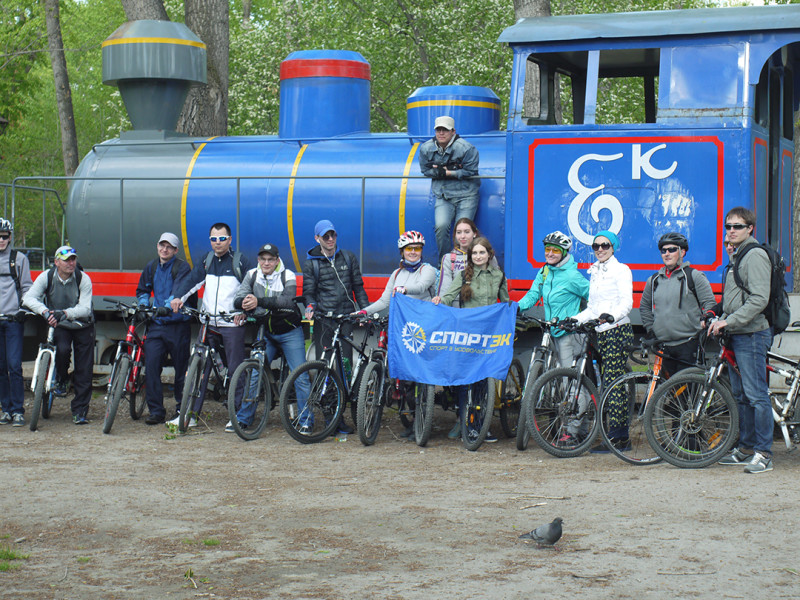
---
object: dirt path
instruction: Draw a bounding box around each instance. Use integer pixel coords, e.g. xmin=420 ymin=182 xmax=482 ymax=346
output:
xmin=2 ymin=395 xmax=800 ymax=599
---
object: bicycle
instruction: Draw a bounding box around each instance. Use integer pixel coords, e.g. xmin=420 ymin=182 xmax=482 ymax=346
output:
xmin=356 ymin=316 xmax=436 ymax=447
xmin=225 ymin=313 xmax=293 ymax=441
xmin=513 ymin=315 xmax=561 ymax=451
xmin=497 ymin=357 xmax=525 ymax=439
xmin=524 ymin=316 xmax=613 ymax=458
xmin=279 ymin=313 xmax=374 ymax=444
xmin=178 ymin=307 xmax=236 ymax=433
xmin=102 ymin=299 xmax=160 ymax=434
xmin=643 ymin=331 xmax=739 ymax=468
xmin=29 ymin=317 xmax=57 ymax=432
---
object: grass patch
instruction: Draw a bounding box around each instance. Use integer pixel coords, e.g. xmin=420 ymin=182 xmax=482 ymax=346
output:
xmin=77 ymin=557 xmax=90 ymax=564
xmin=0 ymin=561 xmax=20 ymax=571
xmin=202 ymin=539 xmax=220 ymax=547
xmin=0 ymin=546 xmax=29 ymax=561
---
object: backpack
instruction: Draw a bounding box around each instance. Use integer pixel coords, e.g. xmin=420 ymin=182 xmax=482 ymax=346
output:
xmin=731 ymin=242 xmax=791 ymax=334
xmin=46 ymin=264 xmax=83 ymax=302
xmin=148 ymin=256 xmax=186 ymax=284
xmin=1 ymin=249 xmax=22 ymax=305
xmin=204 ymin=250 xmax=245 ymax=282
xmin=648 ymin=266 xmax=700 ymax=309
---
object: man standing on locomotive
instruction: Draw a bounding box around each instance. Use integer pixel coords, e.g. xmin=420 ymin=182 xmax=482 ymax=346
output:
xmin=136 ymin=232 xmax=192 ymax=425
xmin=710 ymin=207 xmax=774 ymax=474
xmin=170 ymin=223 xmax=251 ymax=428
xmin=418 ymin=116 xmax=480 ymax=261
xmin=302 ymin=219 xmax=368 ymax=435
xmin=640 ymin=232 xmax=716 ymax=377
xmin=23 ymin=246 xmax=95 ymax=425
xmin=0 ymin=219 xmax=32 ymax=427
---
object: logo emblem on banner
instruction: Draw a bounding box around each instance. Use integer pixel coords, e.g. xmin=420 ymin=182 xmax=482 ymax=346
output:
xmin=401 ymin=322 xmax=426 ymax=354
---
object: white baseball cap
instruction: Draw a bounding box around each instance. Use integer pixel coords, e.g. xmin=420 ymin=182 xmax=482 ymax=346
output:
xmin=158 ymin=232 xmax=180 ymax=248
xmin=434 ymin=116 xmax=455 ymax=130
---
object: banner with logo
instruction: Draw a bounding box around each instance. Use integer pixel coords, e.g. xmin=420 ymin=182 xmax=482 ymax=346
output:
xmin=388 ymin=294 xmax=517 ymax=386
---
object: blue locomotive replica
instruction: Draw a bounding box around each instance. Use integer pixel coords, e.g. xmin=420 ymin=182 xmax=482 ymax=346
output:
xmin=46 ymin=5 xmax=800 ymax=301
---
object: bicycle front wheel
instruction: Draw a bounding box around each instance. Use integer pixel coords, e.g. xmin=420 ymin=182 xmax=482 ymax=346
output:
xmin=179 ymin=354 xmax=204 ymax=433
xmin=526 ymin=367 xmax=600 ymax=458
xmin=462 ymin=378 xmax=496 ymax=451
xmin=357 ymin=360 xmax=385 ymax=446
xmin=500 ymin=359 xmax=525 ymax=438
xmin=644 ymin=372 xmax=738 ymax=468
xmin=30 ymin=353 xmax=50 ymax=432
xmin=104 ymin=355 xmax=131 ymax=434
xmin=516 ymin=359 xmax=543 ymax=451
xmin=227 ymin=359 xmax=272 ymax=441
xmin=129 ymin=365 xmax=146 ymax=420
xmin=279 ymin=360 xmax=344 ymax=444
xmin=599 ymin=370 xmax=663 ymax=465
xmin=413 ymin=382 xmax=435 ymax=447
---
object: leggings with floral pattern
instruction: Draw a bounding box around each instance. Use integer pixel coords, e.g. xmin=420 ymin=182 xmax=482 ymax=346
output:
xmin=598 ymin=323 xmax=633 ymax=439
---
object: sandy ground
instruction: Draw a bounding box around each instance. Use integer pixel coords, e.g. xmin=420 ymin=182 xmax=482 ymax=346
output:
xmin=2 ymin=384 xmax=800 ymax=600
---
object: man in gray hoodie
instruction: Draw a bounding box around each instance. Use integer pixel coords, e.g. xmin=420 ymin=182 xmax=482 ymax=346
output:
xmin=710 ymin=207 xmax=773 ymax=474
xmin=0 ymin=219 xmax=32 ymax=427
xmin=640 ymin=232 xmax=716 ymax=377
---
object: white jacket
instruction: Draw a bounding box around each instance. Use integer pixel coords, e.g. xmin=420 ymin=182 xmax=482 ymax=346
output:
xmin=575 ymin=255 xmax=632 ymax=332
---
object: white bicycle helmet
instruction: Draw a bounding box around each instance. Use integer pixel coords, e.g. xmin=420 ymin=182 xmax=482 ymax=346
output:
xmin=0 ymin=218 xmax=12 ymax=233
xmin=398 ymin=230 xmax=425 ymax=249
xmin=542 ymin=230 xmax=572 ymax=253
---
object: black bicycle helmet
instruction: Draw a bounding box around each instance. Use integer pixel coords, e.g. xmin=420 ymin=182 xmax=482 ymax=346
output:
xmin=658 ymin=232 xmax=688 ymax=251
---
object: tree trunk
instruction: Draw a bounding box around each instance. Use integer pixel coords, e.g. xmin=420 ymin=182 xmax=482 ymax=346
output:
xmin=120 ymin=0 xmax=170 ymax=21
xmin=514 ymin=0 xmax=551 ymax=121
xmin=178 ymin=0 xmax=229 ymax=137
xmin=44 ymin=0 xmax=78 ymax=177
xmin=242 ymin=0 xmax=252 ymax=28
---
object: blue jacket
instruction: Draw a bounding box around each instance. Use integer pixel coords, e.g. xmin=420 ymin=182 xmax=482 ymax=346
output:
xmin=417 ymin=135 xmax=480 ymax=199
xmin=136 ymin=257 xmax=192 ymax=325
xmin=518 ymin=255 xmax=589 ymax=337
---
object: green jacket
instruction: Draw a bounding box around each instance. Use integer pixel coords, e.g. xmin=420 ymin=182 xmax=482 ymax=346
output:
xmin=441 ymin=264 xmax=509 ymax=308
xmin=518 ymin=255 xmax=589 ymax=337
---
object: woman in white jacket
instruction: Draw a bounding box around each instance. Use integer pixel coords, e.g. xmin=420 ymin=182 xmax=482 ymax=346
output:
xmin=574 ymin=230 xmax=633 ymax=451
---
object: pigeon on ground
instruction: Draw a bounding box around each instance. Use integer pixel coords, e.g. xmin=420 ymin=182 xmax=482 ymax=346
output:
xmin=519 ymin=517 xmax=563 ymax=547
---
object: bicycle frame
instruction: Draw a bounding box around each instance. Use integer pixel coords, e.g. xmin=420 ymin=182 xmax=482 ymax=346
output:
xmin=30 ymin=327 xmax=56 ymax=393
xmin=105 ymin=306 xmax=148 ymax=400
xmin=189 ymin=311 xmax=229 ymax=390
xmin=317 ymin=314 xmax=373 ymax=399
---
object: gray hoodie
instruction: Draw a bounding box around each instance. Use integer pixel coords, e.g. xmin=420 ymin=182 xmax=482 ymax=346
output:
xmin=640 ymin=261 xmax=716 ymax=345
xmin=0 ymin=246 xmax=32 ymax=315
xmin=721 ymin=236 xmax=771 ymax=333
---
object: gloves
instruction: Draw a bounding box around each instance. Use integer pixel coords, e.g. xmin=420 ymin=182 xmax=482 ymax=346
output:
xmin=155 ymin=306 xmax=171 ymax=317
xmin=52 ymin=310 xmax=66 ymax=323
xmin=304 ymin=305 xmax=314 ymax=320
xmin=598 ymin=313 xmax=614 ymax=323
xmin=352 ymin=309 xmax=368 ymax=316
xmin=393 ymin=286 xmax=407 ymax=295
xmin=14 ymin=311 xmax=26 ymax=323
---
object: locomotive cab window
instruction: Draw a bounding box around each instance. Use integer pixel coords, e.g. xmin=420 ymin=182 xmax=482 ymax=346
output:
xmin=522 ymin=48 xmax=660 ymax=126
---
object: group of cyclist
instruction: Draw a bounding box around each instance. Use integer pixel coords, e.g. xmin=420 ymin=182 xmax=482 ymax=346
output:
xmin=0 ymin=202 xmax=779 ymax=472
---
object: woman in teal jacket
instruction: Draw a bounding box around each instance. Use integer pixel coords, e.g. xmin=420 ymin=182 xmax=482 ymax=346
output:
xmin=518 ymin=231 xmax=589 ymax=369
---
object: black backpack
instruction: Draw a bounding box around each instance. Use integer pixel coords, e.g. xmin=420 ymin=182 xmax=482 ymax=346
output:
xmin=731 ymin=242 xmax=791 ymax=334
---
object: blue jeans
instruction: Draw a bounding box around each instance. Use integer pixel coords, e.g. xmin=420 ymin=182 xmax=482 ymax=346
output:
xmin=434 ymin=192 xmax=480 ymax=261
xmin=236 ymin=327 xmax=310 ymax=426
xmin=728 ymin=328 xmax=773 ymax=456
xmin=0 ymin=321 xmax=24 ymax=415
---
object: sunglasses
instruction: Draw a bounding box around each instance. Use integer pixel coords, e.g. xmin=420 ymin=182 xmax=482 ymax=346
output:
xmin=591 ymin=242 xmax=612 ymax=251
xmin=209 ymin=235 xmax=229 ymax=242
xmin=435 ymin=127 xmax=450 ymax=132
xmin=404 ymin=245 xmax=423 ymax=252
xmin=56 ymin=249 xmax=77 ymax=260
xmin=724 ymin=223 xmax=749 ymax=231
xmin=544 ymin=245 xmax=563 ymax=254
xmin=0 ymin=234 xmax=9 ymax=241
xmin=320 ymin=232 xmax=337 ymax=241
xmin=660 ymin=246 xmax=680 ymax=254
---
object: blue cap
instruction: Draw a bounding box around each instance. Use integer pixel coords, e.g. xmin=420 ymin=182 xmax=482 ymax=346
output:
xmin=594 ymin=230 xmax=619 ymax=252
xmin=314 ymin=219 xmax=336 ymax=238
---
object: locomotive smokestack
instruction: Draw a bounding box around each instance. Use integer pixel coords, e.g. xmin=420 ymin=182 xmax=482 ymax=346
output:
xmin=102 ymin=20 xmax=206 ymax=133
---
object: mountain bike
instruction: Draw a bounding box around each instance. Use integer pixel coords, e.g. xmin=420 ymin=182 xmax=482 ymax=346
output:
xmin=497 ymin=357 xmax=525 ymax=439
xmin=178 ymin=308 xmax=236 ymax=433
xmin=514 ymin=315 xmax=561 ymax=451
xmin=279 ymin=313 xmax=373 ymax=444
xmin=524 ymin=316 xmax=613 ymax=458
xmin=356 ymin=316 xmax=435 ymax=447
xmin=29 ymin=320 xmax=57 ymax=431
xmin=102 ymin=299 xmax=160 ymax=434
xmin=226 ymin=313 xmax=292 ymax=441
xmin=642 ymin=331 xmax=741 ymax=468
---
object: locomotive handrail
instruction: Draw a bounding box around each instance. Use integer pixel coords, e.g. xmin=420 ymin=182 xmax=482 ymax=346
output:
xmin=9 ymin=173 xmax=505 ymax=273
xmin=1 ymin=182 xmax=66 ymax=271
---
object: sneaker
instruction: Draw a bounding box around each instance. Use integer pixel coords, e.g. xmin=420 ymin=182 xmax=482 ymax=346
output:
xmin=53 ymin=381 xmax=68 ymax=397
xmin=557 ymin=433 xmax=577 ymax=447
xmin=485 ymin=431 xmax=498 ymax=443
xmin=73 ymin=414 xmax=89 ymax=425
xmin=225 ymin=420 xmax=235 ymax=432
xmin=145 ymin=414 xmax=166 ymax=425
xmin=11 ymin=413 xmax=24 ymax=427
xmin=167 ymin=415 xmax=196 ymax=428
xmin=0 ymin=412 xmax=11 ymax=425
xmin=399 ymin=425 xmax=415 ymax=439
xmin=299 ymin=425 xmax=312 ymax=435
xmin=337 ymin=421 xmax=355 ymax=435
xmin=718 ymin=447 xmax=752 ymax=466
xmin=743 ymin=452 xmax=773 ymax=474
xmin=447 ymin=422 xmax=462 ymax=440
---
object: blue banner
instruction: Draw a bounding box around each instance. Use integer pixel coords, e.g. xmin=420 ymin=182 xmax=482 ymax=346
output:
xmin=388 ymin=294 xmax=517 ymax=386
